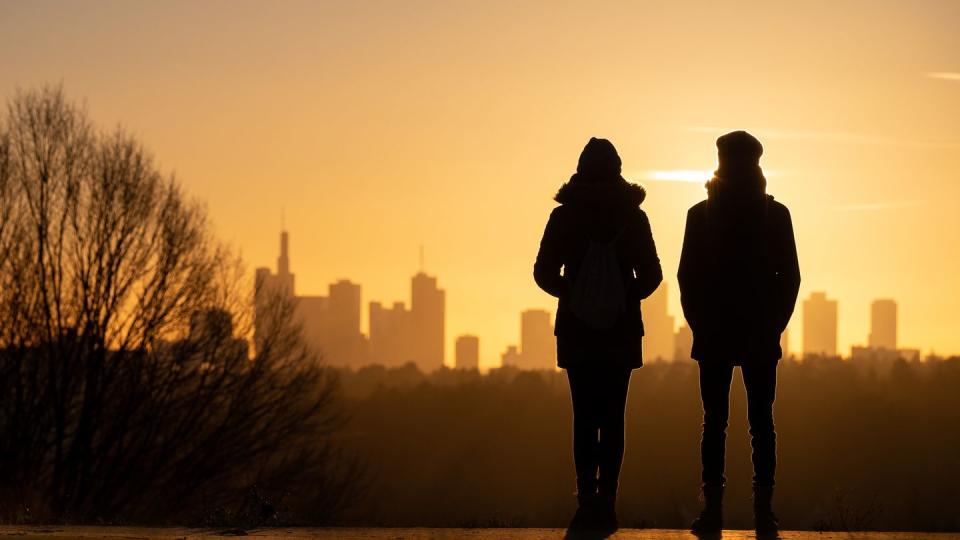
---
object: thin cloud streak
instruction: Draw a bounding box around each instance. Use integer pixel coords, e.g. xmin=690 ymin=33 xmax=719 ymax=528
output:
xmin=833 ymin=200 xmax=923 ymax=212
xmin=640 ymin=170 xmax=714 ymax=183
xmin=638 ymin=169 xmax=785 ymax=184
xmin=926 ymin=72 xmax=960 ymax=81
xmin=685 ymin=126 xmax=960 ymax=150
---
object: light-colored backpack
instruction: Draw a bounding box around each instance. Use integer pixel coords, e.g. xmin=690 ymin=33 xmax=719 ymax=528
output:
xmin=568 ymin=228 xmax=627 ymax=329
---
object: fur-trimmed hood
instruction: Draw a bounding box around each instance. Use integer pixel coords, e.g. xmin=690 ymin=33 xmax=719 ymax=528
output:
xmin=554 ymin=177 xmax=647 ymax=208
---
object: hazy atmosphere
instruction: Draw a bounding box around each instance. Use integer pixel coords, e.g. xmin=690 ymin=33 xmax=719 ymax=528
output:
xmin=3 ymin=0 xmax=959 ymax=367
xmin=4 ymin=1 xmax=960 ymax=537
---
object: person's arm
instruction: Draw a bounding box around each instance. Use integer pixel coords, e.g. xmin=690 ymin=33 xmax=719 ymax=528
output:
xmin=677 ymin=206 xmax=705 ymax=333
xmin=632 ymin=210 xmax=662 ymax=300
xmin=772 ymin=206 xmax=801 ymax=333
xmin=533 ymin=208 xmax=567 ymax=298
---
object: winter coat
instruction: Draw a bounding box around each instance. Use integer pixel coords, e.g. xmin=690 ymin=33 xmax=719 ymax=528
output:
xmin=534 ymin=178 xmax=663 ymax=369
xmin=677 ymin=194 xmax=800 ymax=364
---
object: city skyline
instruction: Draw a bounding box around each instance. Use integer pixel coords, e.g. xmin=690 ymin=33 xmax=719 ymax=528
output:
xmin=258 ymin=227 xmax=927 ymax=370
xmin=256 ymin=228 xmax=445 ymax=370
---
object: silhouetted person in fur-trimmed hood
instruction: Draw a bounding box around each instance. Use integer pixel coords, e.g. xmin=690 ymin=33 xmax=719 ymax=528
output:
xmin=678 ymin=131 xmax=800 ymax=536
xmin=535 ymin=137 xmax=662 ymax=533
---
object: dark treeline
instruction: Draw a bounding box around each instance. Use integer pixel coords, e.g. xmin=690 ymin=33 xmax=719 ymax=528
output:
xmin=334 ymin=358 xmax=960 ymax=532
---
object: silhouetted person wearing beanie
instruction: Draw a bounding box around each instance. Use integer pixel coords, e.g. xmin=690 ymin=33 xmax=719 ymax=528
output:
xmin=678 ymin=131 xmax=800 ymax=535
xmin=535 ymin=138 xmax=662 ymax=533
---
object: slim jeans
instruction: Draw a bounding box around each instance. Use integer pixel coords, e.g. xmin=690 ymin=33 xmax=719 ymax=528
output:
xmin=698 ymin=360 xmax=778 ymax=488
xmin=566 ymin=366 xmax=632 ymax=498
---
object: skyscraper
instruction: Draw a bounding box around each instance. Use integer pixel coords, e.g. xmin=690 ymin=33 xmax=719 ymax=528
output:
xmin=181 ymin=308 xmax=249 ymax=365
xmin=501 ymin=345 xmax=521 ymax=367
xmin=366 ymin=271 xmax=446 ymax=372
xmin=803 ymin=292 xmax=838 ymax=357
xmin=255 ymin=229 xmax=368 ymax=367
xmin=868 ymin=299 xmax=897 ymax=350
xmin=411 ymin=272 xmax=445 ymax=371
xmin=520 ymin=309 xmax=556 ymax=370
xmin=674 ymin=322 xmax=693 ymax=361
xmin=254 ymin=229 xmax=296 ymax=349
xmin=641 ymin=282 xmax=675 ymax=362
xmin=295 ymin=295 xmax=329 ymax=357
xmin=326 ymin=280 xmax=364 ymax=365
xmin=276 ymin=230 xmax=294 ymax=293
xmin=368 ymin=301 xmax=414 ymax=367
xmin=455 ymin=335 xmax=480 ymax=370
xmin=256 ymin=230 xmax=295 ymax=300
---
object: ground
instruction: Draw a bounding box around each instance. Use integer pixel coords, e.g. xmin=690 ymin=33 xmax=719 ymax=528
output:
xmin=0 ymin=528 xmax=958 ymax=540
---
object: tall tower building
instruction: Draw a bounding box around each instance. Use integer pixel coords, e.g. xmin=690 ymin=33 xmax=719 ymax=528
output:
xmin=254 ymin=230 xmax=297 ymax=349
xmin=295 ymin=295 xmax=329 ymax=357
xmin=803 ymin=292 xmax=838 ymax=357
xmin=253 ymin=268 xmax=274 ymax=349
xmin=255 ymin=230 xmax=296 ymax=298
xmin=641 ymin=282 xmax=675 ymax=362
xmin=868 ymin=299 xmax=897 ymax=350
xmin=326 ymin=280 xmax=363 ymax=365
xmin=255 ymin=228 xmax=371 ymax=367
xmin=520 ymin=309 xmax=556 ymax=370
xmin=275 ymin=230 xmax=295 ymax=294
xmin=411 ymin=272 xmax=445 ymax=371
xmin=674 ymin=323 xmax=693 ymax=361
xmin=455 ymin=335 xmax=480 ymax=370
xmin=369 ymin=301 xmax=414 ymax=366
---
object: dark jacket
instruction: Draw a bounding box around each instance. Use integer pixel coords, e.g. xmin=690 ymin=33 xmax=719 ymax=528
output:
xmin=534 ymin=178 xmax=662 ymax=369
xmin=677 ymin=194 xmax=800 ymax=364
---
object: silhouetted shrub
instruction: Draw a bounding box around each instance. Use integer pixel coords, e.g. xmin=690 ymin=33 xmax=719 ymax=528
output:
xmin=0 ymin=86 xmax=356 ymax=524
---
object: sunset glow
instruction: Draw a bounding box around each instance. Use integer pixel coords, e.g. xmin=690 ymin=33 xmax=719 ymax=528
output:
xmin=3 ymin=1 xmax=958 ymax=368
xmin=641 ymin=170 xmax=714 ymax=184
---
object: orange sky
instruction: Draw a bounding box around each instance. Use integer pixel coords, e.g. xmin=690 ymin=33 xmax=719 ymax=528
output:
xmin=3 ymin=1 xmax=959 ymax=367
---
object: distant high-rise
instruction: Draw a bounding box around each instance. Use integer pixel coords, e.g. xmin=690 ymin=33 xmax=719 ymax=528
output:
xmin=326 ymin=280 xmax=364 ymax=365
xmin=369 ymin=301 xmax=413 ymax=367
xmin=189 ymin=308 xmax=235 ymax=343
xmin=254 ymin=229 xmax=297 ymax=349
xmin=411 ymin=272 xmax=445 ymax=371
xmin=182 ymin=308 xmax=249 ymax=363
xmin=520 ymin=309 xmax=556 ymax=369
xmin=295 ymin=295 xmax=329 ymax=356
xmin=277 ymin=230 xmax=294 ymax=292
xmin=366 ymin=271 xmax=446 ymax=371
xmin=256 ymin=230 xmax=294 ymax=299
xmin=254 ymin=231 xmax=294 ymax=301
xmin=501 ymin=345 xmax=521 ymax=367
xmin=255 ymin=229 xmax=369 ymax=367
xmin=255 ymin=230 xmax=451 ymax=371
xmin=674 ymin=322 xmax=693 ymax=361
xmin=803 ymin=292 xmax=838 ymax=357
xmin=868 ymin=299 xmax=897 ymax=350
xmin=455 ymin=335 xmax=480 ymax=370
xmin=642 ymin=282 xmax=675 ymax=362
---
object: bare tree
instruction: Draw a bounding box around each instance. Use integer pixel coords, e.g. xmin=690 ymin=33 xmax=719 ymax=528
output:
xmin=0 ymin=85 xmax=356 ymax=524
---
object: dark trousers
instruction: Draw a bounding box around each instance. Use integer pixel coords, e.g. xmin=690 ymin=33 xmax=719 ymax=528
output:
xmin=566 ymin=367 xmax=632 ymax=497
xmin=698 ymin=361 xmax=777 ymax=488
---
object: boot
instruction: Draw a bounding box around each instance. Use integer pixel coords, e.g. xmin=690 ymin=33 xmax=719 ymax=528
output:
xmin=595 ymin=487 xmax=619 ymax=532
xmin=568 ymin=480 xmax=598 ymax=531
xmin=690 ymin=484 xmax=724 ymax=534
xmin=753 ymin=485 xmax=779 ymax=535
